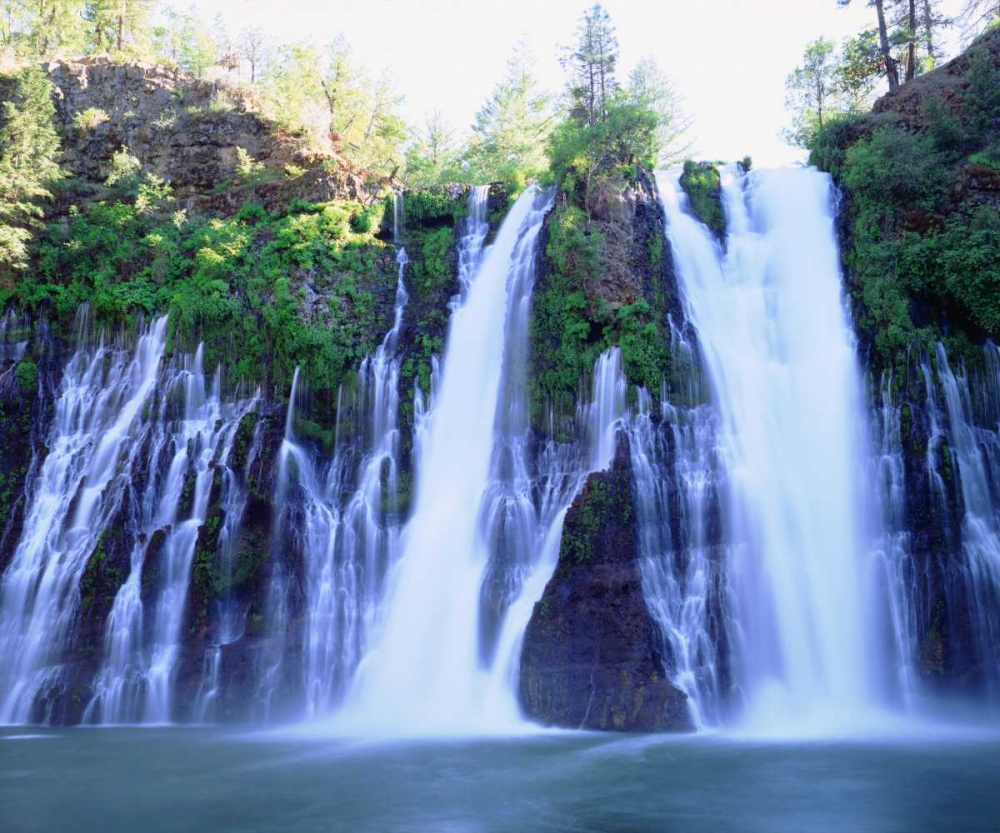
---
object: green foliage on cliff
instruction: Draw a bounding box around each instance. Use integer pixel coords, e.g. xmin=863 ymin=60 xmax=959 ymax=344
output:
xmin=0 ymin=67 xmax=61 ymax=275
xmin=527 ymin=4 xmax=687 ymax=428
xmin=395 ymin=188 xmax=465 ymax=405
xmin=530 ymin=197 xmax=674 ymax=426
xmin=811 ymin=42 xmax=1000 ymax=369
xmin=678 ymin=160 xmax=725 ymax=238
xmin=9 ymin=168 xmax=397 ymax=397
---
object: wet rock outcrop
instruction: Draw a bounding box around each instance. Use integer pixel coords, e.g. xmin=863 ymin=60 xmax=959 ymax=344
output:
xmin=519 ymin=434 xmax=693 ymax=733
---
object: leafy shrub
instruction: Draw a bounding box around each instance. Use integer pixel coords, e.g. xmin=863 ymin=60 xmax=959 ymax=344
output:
xmin=73 ymin=108 xmax=109 ymax=131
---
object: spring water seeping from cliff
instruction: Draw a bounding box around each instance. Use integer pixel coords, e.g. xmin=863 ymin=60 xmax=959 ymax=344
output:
xmin=654 ymin=166 xmax=880 ymax=731
xmin=864 ymin=340 xmax=1000 ymax=714
xmin=0 ymin=316 xmax=169 ymax=723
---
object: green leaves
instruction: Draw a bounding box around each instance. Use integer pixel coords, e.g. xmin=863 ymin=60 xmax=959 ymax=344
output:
xmin=0 ymin=67 xmax=61 ymax=273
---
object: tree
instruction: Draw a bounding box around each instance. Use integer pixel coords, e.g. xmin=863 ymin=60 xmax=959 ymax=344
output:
xmin=1 ymin=0 xmax=89 ymax=58
xmin=837 ymin=30 xmax=883 ymax=110
xmin=561 ymin=3 xmax=619 ymax=126
xmin=262 ymin=39 xmax=407 ymax=178
xmin=960 ymin=0 xmax=1000 ymax=37
xmin=783 ymin=38 xmax=840 ymax=148
xmin=465 ymin=40 xmax=552 ymax=183
xmin=839 ymin=0 xmax=901 ymax=91
xmin=918 ymin=0 xmax=950 ymax=65
xmin=84 ymin=0 xmax=153 ymax=56
xmin=404 ymin=110 xmax=464 ymax=187
xmin=0 ymin=67 xmax=61 ymax=273
xmin=236 ymin=27 xmax=265 ymax=84
xmin=627 ymin=56 xmax=692 ymax=164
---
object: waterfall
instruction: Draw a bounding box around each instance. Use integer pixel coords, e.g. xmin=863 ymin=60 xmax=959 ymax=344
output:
xmin=262 ymin=190 xmax=420 ymax=717
xmin=924 ymin=344 xmax=1000 ymax=692
xmin=344 ymin=186 xmax=558 ymax=733
xmin=80 ymin=347 xmax=257 ymax=724
xmin=0 ymin=316 xmax=167 ymax=723
xmin=192 ymin=400 xmax=264 ymax=722
xmin=629 ymin=385 xmax=730 ymax=727
xmin=339 ymin=179 xmax=641 ymax=735
xmin=868 ymin=372 xmax=920 ymax=708
xmin=654 ymin=166 xmax=878 ymax=729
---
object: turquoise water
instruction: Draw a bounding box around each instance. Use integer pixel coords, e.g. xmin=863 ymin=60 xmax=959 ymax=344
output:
xmin=2 ymin=728 xmax=999 ymax=832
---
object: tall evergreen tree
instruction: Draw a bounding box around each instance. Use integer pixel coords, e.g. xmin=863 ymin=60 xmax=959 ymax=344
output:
xmin=405 ymin=110 xmax=463 ymax=187
xmin=561 ymin=3 xmax=619 ymax=125
xmin=0 ymin=66 xmax=61 ymax=273
xmin=84 ymin=0 xmax=153 ymax=55
xmin=837 ymin=30 xmax=883 ymax=109
xmin=839 ymin=0 xmax=901 ymax=91
xmin=627 ymin=57 xmax=692 ymax=164
xmin=465 ymin=40 xmax=552 ymax=183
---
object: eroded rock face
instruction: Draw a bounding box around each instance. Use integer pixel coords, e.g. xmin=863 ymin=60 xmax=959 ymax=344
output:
xmin=44 ymin=57 xmax=376 ymax=211
xmin=519 ymin=434 xmax=693 ymax=733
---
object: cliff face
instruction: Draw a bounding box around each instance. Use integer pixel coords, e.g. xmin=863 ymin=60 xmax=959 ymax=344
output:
xmin=45 ymin=58 xmax=374 ymax=212
xmin=520 ymin=435 xmax=692 ymax=732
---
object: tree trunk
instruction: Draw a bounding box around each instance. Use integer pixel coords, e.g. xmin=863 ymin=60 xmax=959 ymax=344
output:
xmin=117 ymin=0 xmax=126 ymax=52
xmin=875 ymin=0 xmax=900 ymax=92
xmin=922 ymin=0 xmax=937 ymax=62
xmin=905 ymin=0 xmax=918 ymax=82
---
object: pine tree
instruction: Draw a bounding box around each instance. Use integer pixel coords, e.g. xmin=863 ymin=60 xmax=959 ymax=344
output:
xmin=0 ymin=67 xmax=61 ymax=273
xmin=561 ymin=3 xmax=619 ymax=126
xmin=627 ymin=57 xmax=692 ymax=164
xmin=783 ymin=38 xmax=840 ymax=147
xmin=839 ymin=0 xmax=901 ymax=91
xmin=466 ymin=40 xmax=552 ymax=183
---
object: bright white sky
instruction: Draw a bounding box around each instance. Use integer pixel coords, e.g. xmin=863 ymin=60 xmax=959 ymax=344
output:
xmin=190 ymin=0 xmax=967 ymax=167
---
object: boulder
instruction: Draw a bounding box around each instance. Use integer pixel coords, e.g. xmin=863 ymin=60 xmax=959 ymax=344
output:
xmin=519 ymin=433 xmax=693 ymax=732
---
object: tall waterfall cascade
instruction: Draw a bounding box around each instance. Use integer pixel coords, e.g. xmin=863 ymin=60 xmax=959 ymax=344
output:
xmin=653 ymin=166 xmax=880 ymax=731
xmin=340 ymin=187 xmax=633 ymax=734
xmin=2 ymin=169 xmax=1000 ymax=732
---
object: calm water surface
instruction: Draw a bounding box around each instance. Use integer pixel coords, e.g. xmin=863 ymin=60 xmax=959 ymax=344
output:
xmin=2 ymin=727 xmax=999 ymax=832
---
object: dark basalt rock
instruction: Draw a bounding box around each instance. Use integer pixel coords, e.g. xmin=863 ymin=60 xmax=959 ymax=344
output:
xmin=519 ymin=433 xmax=693 ymax=733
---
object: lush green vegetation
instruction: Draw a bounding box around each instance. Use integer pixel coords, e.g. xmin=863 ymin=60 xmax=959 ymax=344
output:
xmin=678 ymin=160 xmax=725 ymax=238
xmin=811 ymin=41 xmax=1000 ymax=372
xmin=7 ymin=159 xmax=398 ymax=397
xmin=530 ymin=200 xmax=675 ymax=424
xmin=527 ymin=4 xmax=690 ymax=426
xmin=396 ymin=188 xmax=466 ymax=400
xmin=0 ymin=67 xmax=61 ymax=275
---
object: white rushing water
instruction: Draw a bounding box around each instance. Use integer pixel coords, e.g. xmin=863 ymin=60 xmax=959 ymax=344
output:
xmin=267 ymin=191 xmax=417 ymax=718
xmin=83 ymin=347 xmax=256 ymax=724
xmin=655 ymin=166 xmax=878 ymax=731
xmin=0 ymin=316 xmax=168 ymax=723
xmin=335 ymin=181 xmax=634 ymax=735
xmin=342 ymin=187 xmax=554 ymax=733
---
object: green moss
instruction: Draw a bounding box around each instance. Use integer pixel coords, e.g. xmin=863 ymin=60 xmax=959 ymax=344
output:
xmin=13 ymin=187 xmax=398 ymax=399
xmin=401 ymin=187 xmax=468 ymax=228
xmin=529 ymin=198 xmax=677 ymax=427
xmin=560 ymin=472 xmax=634 ymax=565
xmin=14 ymin=360 xmax=37 ymax=394
xmin=678 ymin=160 xmax=725 ymax=238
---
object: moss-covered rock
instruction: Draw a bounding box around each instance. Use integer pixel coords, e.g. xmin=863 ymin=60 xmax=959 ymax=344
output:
xmin=678 ymin=160 xmax=725 ymax=239
xmin=519 ymin=434 xmax=692 ymax=733
xmin=529 ymin=171 xmax=692 ymax=434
